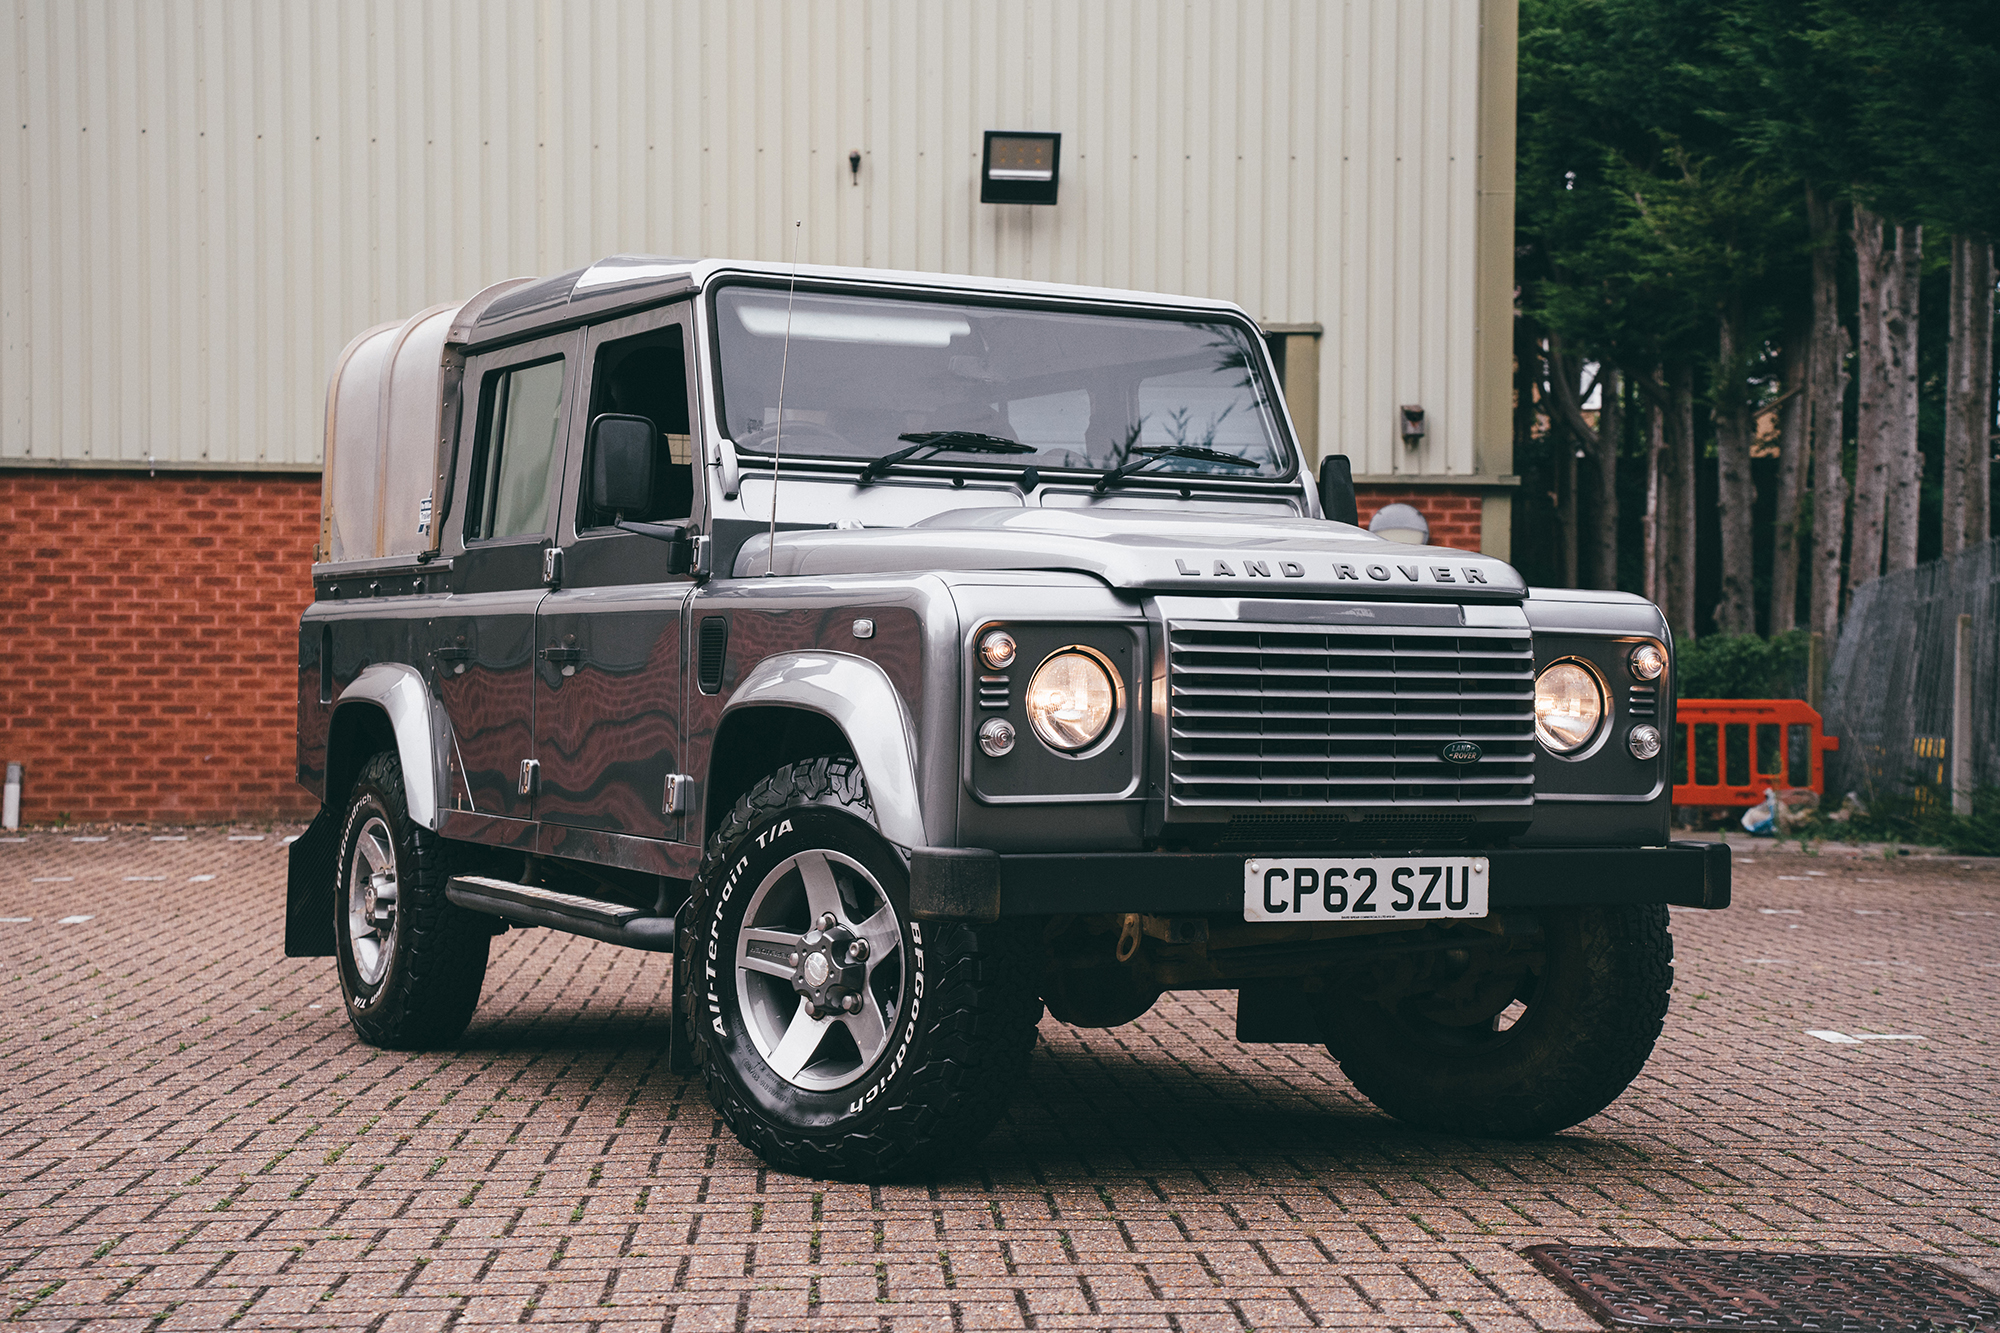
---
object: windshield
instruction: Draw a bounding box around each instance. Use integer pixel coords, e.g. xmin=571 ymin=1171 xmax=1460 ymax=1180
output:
xmin=711 ymin=286 xmax=1292 ymax=482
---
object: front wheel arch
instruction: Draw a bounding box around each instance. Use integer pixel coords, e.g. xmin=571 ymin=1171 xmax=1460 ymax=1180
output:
xmin=705 ymin=706 xmax=851 ymax=841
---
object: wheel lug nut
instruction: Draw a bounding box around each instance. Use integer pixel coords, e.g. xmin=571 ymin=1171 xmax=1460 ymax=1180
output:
xmin=818 ymin=912 xmax=838 ymax=931
xmin=847 ymin=940 xmax=868 ymax=963
xmin=841 ymin=994 xmax=861 ymax=1013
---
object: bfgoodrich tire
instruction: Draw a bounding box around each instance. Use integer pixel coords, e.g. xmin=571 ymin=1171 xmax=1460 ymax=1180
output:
xmin=688 ymin=757 xmax=1043 ymax=1181
xmin=333 ymin=750 xmax=491 ymax=1050
xmin=1327 ymin=903 xmax=1673 ymax=1138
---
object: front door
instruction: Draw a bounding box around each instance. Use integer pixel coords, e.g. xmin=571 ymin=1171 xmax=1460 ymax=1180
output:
xmin=532 ymin=306 xmax=700 ymax=842
xmin=433 ymin=332 xmax=579 ymax=824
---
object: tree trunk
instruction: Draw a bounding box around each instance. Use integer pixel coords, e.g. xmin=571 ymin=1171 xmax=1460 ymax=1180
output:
xmin=1882 ymin=220 xmax=1923 ymax=573
xmin=1849 ymin=203 xmax=1891 ymax=592
xmin=1559 ymin=409 xmax=1580 ymax=588
xmin=1665 ymin=362 xmax=1698 ymax=640
xmin=1807 ymin=187 xmax=1850 ymax=644
xmin=1596 ymin=367 xmax=1622 ymax=590
xmin=1713 ymin=302 xmax=1757 ymax=633
xmin=1644 ymin=388 xmax=1665 ymax=606
xmin=1768 ymin=316 xmax=1809 ymax=633
xmin=1541 ymin=333 xmax=1602 ymax=591
xmin=1943 ymin=234 xmax=1996 ymax=556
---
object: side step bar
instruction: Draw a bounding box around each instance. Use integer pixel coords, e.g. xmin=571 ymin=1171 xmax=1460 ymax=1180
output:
xmin=446 ymin=875 xmax=677 ymax=953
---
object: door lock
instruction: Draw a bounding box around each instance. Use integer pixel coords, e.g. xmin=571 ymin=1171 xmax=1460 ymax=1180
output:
xmin=518 ymin=759 xmax=540 ymax=796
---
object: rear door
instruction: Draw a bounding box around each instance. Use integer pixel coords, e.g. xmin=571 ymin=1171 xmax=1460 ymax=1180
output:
xmin=433 ymin=332 xmax=579 ymax=824
xmin=531 ymin=304 xmax=700 ymax=843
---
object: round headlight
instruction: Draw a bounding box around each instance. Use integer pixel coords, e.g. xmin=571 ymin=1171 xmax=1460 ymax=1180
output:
xmin=979 ymin=629 xmax=1018 ymax=671
xmin=1026 ymin=651 xmax=1117 ymax=753
xmin=1535 ymin=661 xmax=1604 ymax=754
xmin=1629 ymin=643 xmax=1665 ymax=681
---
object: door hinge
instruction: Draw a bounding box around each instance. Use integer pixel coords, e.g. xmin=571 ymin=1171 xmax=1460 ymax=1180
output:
xmin=518 ymin=759 xmax=540 ymax=796
xmin=662 ymin=773 xmax=692 ymax=815
xmin=542 ymin=546 xmax=563 ymax=587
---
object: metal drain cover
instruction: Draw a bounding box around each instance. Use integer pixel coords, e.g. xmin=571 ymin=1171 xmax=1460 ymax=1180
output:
xmin=1523 ymin=1245 xmax=2000 ymax=1331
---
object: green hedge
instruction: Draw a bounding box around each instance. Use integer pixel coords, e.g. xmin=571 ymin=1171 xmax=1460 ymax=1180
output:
xmin=1675 ymin=631 xmax=1813 ymax=700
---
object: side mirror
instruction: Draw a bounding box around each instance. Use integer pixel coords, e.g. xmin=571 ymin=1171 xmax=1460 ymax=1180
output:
xmin=589 ymin=414 xmax=656 ymax=516
xmin=1318 ymin=453 xmax=1359 ymax=525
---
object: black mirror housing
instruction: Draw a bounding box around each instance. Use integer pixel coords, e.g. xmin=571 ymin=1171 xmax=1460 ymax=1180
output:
xmin=1318 ymin=453 xmax=1359 ymax=526
xmin=589 ymin=414 xmax=657 ymax=516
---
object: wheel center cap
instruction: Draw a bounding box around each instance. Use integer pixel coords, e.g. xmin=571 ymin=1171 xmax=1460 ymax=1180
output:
xmin=790 ymin=924 xmax=868 ymax=1018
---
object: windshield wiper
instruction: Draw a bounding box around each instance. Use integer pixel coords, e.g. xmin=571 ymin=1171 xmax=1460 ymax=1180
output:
xmin=857 ymin=431 xmax=1035 ymax=484
xmin=1090 ymin=444 xmax=1258 ymax=495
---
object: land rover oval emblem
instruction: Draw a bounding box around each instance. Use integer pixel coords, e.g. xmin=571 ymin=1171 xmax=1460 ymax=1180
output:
xmin=1441 ymin=741 xmax=1482 ymax=765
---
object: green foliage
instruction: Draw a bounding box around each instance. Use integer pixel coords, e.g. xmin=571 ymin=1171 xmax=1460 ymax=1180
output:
xmin=1828 ymin=785 xmax=2000 ymax=855
xmin=1675 ymin=630 xmax=1812 ymax=698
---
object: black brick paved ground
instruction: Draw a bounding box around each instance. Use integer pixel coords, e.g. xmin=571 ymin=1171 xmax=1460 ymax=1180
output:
xmin=3 ymin=830 xmax=1997 ymax=1330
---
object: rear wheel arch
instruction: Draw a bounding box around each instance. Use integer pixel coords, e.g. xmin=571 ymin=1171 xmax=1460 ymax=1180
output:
xmin=326 ymin=701 xmax=396 ymax=808
xmin=327 ymin=663 xmax=446 ymax=827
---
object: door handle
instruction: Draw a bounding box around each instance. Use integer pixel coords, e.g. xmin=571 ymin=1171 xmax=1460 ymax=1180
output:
xmin=540 ymin=647 xmax=583 ymax=663
xmin=436 ymin=647 xmax=471 ymax=661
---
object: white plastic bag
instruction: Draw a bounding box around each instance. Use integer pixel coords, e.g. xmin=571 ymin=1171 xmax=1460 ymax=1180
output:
xmin=1741 ymin=787 xmax=1777 ymax=836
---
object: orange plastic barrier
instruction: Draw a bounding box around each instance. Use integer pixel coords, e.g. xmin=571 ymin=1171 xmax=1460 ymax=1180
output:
xmin=1671 ymin=699 xmax=1839 ymax=807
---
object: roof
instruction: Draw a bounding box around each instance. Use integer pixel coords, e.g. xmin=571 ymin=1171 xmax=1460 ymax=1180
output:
xmin=455 ymin=254 xmax=1251 ymax=351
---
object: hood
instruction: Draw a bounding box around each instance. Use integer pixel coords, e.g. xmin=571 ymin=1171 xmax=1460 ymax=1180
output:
xmin=734 ymin=506 xmax=1527 ymax=600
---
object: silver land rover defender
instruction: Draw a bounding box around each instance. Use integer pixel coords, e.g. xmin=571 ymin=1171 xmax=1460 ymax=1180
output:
xmin=289 ymin=256 xmax=1726 ymax=1180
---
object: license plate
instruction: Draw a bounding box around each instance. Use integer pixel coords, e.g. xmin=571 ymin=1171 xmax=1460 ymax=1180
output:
xmin=1243 ymin=856 xmax=1489 ymax=922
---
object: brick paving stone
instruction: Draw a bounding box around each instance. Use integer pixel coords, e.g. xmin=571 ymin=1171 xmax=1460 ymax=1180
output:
xmin=4 ymin=830 xmax=1999 ymax=1330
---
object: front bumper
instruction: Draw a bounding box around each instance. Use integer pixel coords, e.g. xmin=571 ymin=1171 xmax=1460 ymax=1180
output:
xmin=908 ymin=840 xmax=1729 ymax=921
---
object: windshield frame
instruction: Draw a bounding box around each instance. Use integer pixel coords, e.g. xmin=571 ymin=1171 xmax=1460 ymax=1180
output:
xmin=701 ymin=276 xmax=1302 ymax=491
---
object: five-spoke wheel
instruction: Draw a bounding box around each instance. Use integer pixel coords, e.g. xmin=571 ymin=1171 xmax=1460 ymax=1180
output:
xmin=333 ymin=751 xmax=491 ymax=1049
xmin=344 ymin=814 xmax=400 ymax=988
xmin=688 ymin=757 xmax=1043 ymax=1180
xmin=734 ymin=849 xmax=906 ymax=1090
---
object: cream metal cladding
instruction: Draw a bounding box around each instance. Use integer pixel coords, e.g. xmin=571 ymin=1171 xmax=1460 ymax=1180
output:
xmin=1 ymin=0 xmax=1516 ymax=532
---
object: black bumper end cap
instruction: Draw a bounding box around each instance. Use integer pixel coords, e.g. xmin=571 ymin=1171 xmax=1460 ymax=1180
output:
xmin=908 ymin=846 xmax=1002 ymax=922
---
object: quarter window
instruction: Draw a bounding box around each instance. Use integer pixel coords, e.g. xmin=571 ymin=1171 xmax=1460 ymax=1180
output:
xmin=467 ymin=357 xmax=566 ymax=541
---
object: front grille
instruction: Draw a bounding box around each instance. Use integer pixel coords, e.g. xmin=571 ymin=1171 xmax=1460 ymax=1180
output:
xmin=1166 ymin=620 xmax=1536 ymax=808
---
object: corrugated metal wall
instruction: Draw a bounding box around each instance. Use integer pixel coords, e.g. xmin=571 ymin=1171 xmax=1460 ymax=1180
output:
xmin=1 ymin=0 xmax=1509 ymax=482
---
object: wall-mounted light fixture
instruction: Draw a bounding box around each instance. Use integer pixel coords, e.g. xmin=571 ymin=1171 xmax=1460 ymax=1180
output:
xmin=981 ymin=131 xmax=1061 ymax=205
xmin=848 ymin=149 xmax=862 ymax=185
xmin=1399 ymin=403 xmax=1427 ymax=447
xmin=1369 ymin=502 xmax=1431 ymax=545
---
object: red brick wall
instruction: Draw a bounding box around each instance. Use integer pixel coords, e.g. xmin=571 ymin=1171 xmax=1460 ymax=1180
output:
xmin=1353 ymin=486 xmax=1486 ymax=552
xmin=1 ymin=470 xmax=320 ymax=826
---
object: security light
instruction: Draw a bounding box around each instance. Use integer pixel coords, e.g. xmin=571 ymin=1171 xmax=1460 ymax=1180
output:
xmin=981 ymin=131 xmax=1061 ymax=205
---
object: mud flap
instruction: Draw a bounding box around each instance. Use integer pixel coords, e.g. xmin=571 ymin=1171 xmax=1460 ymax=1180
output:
xmin=284 ymin=805 xmax=342 ymax=957
xmin=666 ymin=899 xmax=698 ymax=1074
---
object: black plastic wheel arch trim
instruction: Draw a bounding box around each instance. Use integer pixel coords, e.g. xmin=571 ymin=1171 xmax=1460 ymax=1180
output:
xmin=908 ymin=840 xmax=1729 ymax=922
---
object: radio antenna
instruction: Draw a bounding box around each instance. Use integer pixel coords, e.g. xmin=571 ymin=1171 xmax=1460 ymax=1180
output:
xmin=765 ymin=219 xmax=802 ymax=576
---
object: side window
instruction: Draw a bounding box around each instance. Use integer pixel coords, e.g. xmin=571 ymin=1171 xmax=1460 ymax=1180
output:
xmin=580 ymin=326 xmax=693 ymax=529
xmin=466 ymin=356 xmax=566 ymax=541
